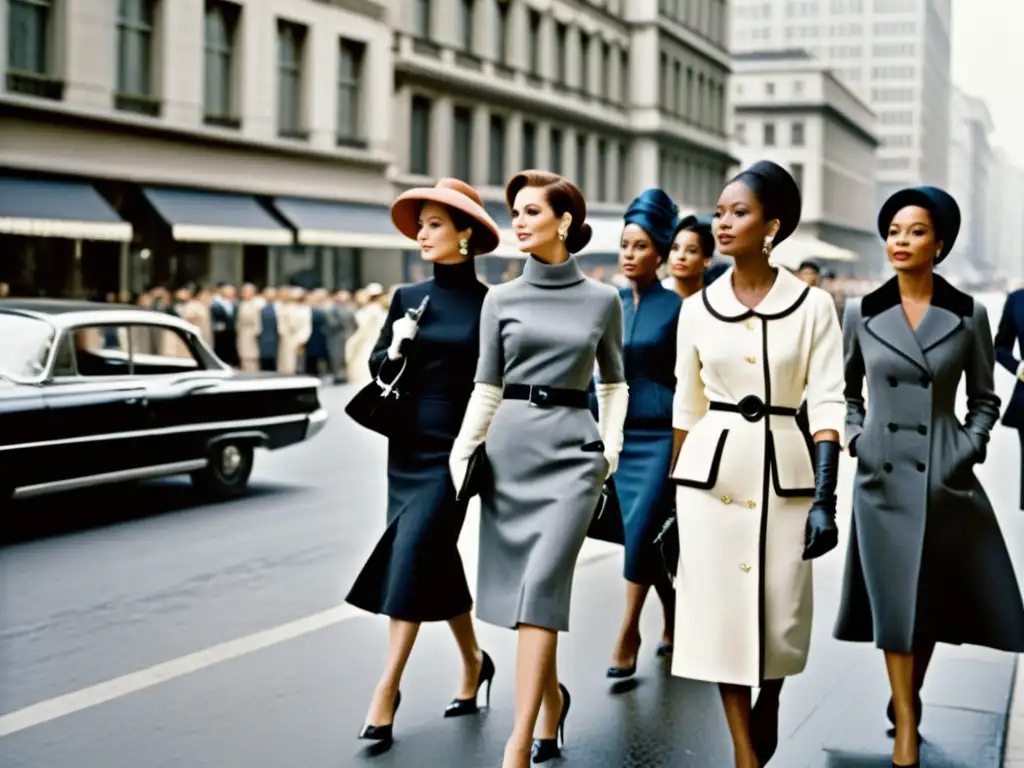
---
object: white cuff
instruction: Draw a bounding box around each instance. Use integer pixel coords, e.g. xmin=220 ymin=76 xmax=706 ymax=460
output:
xmin=449 ymin=383 xmax=502 ymax=493
xmin=596 ymin=382 xmax=629 ymax=477
xmin=1017 ymin=361 xmax=1024 ymax=382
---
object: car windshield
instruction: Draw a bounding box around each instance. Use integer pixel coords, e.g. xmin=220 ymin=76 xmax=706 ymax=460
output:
xmin=0 ymin=314 xmax=56 ymax=381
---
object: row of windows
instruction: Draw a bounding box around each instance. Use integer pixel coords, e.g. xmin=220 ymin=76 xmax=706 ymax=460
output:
xmin=658 ymin=155 xmax=730 ymax=208
xmin=735 ymin=120 xmax=807 ymax=148
xmin=659 ymin=54 xmax=727 ymax=133
xmin=880 ymin=110 xmax=914 ymax=125
xmin=657 ymin=0 xmax=729 ymax=47
xmin=6 ymin=0 xmax=370 ymax=144
xmin=873 ymin=66 xmax=915 ymax=79
xmin=734 ymin=3 xmax=773 ymax=19
xmin=736 ymin=79 xmax=807 ymax=99
xmin=871 ymin=87 xmax=914 ymax=102
xmin=874 ymin=43 xmax=916 ymax=56
xmin=408 ymin=96 xmax=631 ymax=203
xmin=881 ymin=133 xmax=914 ymax=147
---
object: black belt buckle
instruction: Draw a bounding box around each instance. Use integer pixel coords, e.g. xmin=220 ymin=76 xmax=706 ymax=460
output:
xmin=528 ymin=385 xmax=553 ymax=408
xmin=737 ymin=394 xmax=766 ymax=423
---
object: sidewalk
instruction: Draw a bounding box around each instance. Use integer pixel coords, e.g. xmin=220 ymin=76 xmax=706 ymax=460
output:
xmin=1006 ymin=661 xmax=1024 ymax=767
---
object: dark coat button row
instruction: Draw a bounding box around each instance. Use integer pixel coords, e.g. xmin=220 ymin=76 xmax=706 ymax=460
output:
xmin=888 ymin=375 xmax=931 ymax=388
xmin=882 ymin=462 xmax=927 ymax=473
xmin=887 ymin=423 xmax=928 ymax=434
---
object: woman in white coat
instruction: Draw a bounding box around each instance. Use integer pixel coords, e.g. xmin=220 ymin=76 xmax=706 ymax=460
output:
xmin=669 ymin=161 xmax=846 ymax=767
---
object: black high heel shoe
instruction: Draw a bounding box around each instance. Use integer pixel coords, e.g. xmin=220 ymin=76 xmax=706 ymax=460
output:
xmin=751 ymin=692 xmax=780 ymax=766
xmin=606 ymin=640 xmax=641 ymax=678
xmin=655 ymin=641 xmax=673 ymax=657
xmin=444 ymin=650 xmax=495 ymax=718
xmin=358 ymin=690 xmax=401 ymax=742
xmin=531 ymin=683 xmax=571 ymax=764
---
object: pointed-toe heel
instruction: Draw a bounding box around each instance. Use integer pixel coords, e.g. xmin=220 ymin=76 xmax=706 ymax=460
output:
xmin=532 ymin=683 xmax=570 ymax=763
xmin=444 ymin=650 xmax=495 ymax=718
xmin=751 ymin=695 xmax=780 ymax=765
xmin=359 ymin=690 xmax=401 ymax=742
xmin=606 ymin=640 xmax=641 ymax=678
xmin=655 ymin=642 xmax=673 ymax=657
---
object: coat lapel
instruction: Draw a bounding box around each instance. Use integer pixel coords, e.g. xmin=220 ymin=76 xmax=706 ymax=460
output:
xmin=860 ymin=277 xmax=930 ymax=375
xmin=915 ymin=305 xmax=962 ymax=352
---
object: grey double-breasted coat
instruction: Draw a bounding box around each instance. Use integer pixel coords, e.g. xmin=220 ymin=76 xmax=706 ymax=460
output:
xmin=833 ymin=276 xmax=1024 ymax=653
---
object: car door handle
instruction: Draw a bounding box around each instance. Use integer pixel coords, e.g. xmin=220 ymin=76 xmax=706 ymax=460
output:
xmin=125 ymin=396 xmax=148 ymax=407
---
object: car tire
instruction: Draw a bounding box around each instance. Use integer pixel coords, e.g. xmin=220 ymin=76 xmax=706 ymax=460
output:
xmin=190 ymin=442 xmax=254 ymax=500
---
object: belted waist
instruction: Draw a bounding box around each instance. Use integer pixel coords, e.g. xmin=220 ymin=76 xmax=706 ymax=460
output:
xmin=709 ymin=396 xmax=798 ymax=423
xmin=504 ymin=384 xmax=589 ymax=409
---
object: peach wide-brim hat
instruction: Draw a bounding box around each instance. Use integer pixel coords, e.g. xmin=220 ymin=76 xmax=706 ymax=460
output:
xmin=390 ymin=178 xmax=501 ymax=255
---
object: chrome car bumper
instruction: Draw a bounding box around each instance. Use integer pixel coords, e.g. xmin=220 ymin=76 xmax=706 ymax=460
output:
xmin=305 ymin=407 xmax=329 ymax=440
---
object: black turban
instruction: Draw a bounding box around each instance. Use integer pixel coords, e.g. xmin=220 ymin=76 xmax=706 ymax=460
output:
xmin=877 ymin=186 xmax=960 ymax=264
xmin=623 ymin=188 xmax=679 ymax=258
xmin=729 ymin=160 xmax=802 ymax=246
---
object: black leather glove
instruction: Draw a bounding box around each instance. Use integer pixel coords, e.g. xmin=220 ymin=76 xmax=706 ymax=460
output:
xmin=802 ymin=440 xmax=841 ymax=561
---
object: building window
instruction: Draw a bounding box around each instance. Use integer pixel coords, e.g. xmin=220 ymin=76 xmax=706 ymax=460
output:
xmin=575 ymin=134 xmax=587 ymax=193
xmin=791 ymin=162 xmax=804 ymax=192
xmin=8 ymin=0 xmax=52 ymax=76
xmin=600 ymin=41 xmax=611 ymax=99
xmin=337 ymin=38 xmax=365 ymax=145
xmin=527 ymin=10 xmax=541 ymax=76
xmin=277 ymin=20 xmax=306 ymax=138
xmin=116 ymin=0 xmax=158 ymax=114
xmin=763 ymin=122 xmax=776 ymax=146
xmin=597 ymin=139 xmax=608 ymax=201
xmin=453 ymin=106 xmax=473 ymax=181
xmin=619 ymin=49 xmax=629 ymax=103
xmin=203 ymin=0 xmax=239 ymax=126
xmin=414 ymin=0 xmax=431 ymax=38
xmin=735 ymin=121 xmax=747 ymax=144
xmin=579 ymin=32 xmax=590 ymax=94
xmin=618 ymin=142 xmax=628 ymax=201
xmin=494 ymin=0 xmax=510 ymax=65
xmin=550 ymin=128 xmax=563 ymax=174
xmin=673 ymin=59 xmax=682 ymax=114
xmin=765 ymin=81 xmax=775 ymax=96
xmin=791 ymin=121 xmax=805 ymax=146
xmin=522 ymin=122 xmax=537 ymax=168
xmin=458 ymin=0 xmax=474 ymax=51
xmin=554 ymin=22 xmax=568 ymax=84
xmin=660 ymin=53 xmax=669 ymax=109
xmin=410 ymin=96 xmax=431 ymax=175
xmin=489 ymin=115 xmax=506 ymax=186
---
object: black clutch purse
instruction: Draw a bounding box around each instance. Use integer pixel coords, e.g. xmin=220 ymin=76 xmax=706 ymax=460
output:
xmin=653 ymin=513 xmax=679 ymax=586
xmin=458 ymin=442 xmax=493 ymax=500
xmin=587 ymin=476 xmax=625 ymax=544
xmin=344 ymin=358 xmax=412 ymax=438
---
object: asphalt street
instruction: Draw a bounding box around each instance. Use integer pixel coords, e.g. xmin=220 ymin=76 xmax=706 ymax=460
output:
xmin=0 ymin=294 xmax=1021 ymax=768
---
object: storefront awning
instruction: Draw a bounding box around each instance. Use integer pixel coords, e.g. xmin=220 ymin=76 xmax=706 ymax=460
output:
xmin=272 ymin=197 xmax=408 ymax=249
xmin=0 ymin=176 xmax=133 ymax=241
xmin=142 ymin=187 xmax=292 ymax=246
xmin=770 ymin=234 xmax=858 ymax=270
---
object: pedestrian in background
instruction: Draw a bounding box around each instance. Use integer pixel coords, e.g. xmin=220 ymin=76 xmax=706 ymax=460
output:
xmin=834 ymin=186 xmax=1024 ymax=768
xmin=347 ymin=178 xmax=501 ymax=745
xmin=666 ymin=213 xmax=715 ymax=300
xmin=210 ymin=282 xmax=239 ymax=367
xmin=603 ymin=189 xmax=681 ymax=679
xmin=235 ymin=283 xmax=262 ymax=372
xmin=994 ymin=284 xmax=1024 ymax=510
xmin=669 ymin=161 xmax=845 ymax=768
xmin=449 ymin=170 xmax=628 ymax=768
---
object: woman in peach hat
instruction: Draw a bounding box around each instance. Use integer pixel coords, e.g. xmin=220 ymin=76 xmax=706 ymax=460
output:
xmin=347 ymin=179 xmax=501 ymax=744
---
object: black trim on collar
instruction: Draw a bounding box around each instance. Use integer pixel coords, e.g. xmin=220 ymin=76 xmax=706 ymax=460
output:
xmin=860 ymin=274 xmax=974 ymax=318
xmin=701 ymin=283 xmax=811 ymax=323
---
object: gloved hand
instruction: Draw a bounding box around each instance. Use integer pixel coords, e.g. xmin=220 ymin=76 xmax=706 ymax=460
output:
xmin=449 ymin=383 xmax=502 ymax=497
xmin=802 ymin=440 xmax=841 ymax=561
xmin=596 ymin=382 xmax=629 ymax=478
xmin=387 ymin=316 xmax=419 ymax=360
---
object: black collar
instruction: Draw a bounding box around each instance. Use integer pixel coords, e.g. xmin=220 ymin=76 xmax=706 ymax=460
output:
xmin=861 ymin=273 xmax=973 ymax=318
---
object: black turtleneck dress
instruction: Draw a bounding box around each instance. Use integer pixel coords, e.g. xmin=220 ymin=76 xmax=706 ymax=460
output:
xmin=346 ymin=260 xmax=487 ymax=622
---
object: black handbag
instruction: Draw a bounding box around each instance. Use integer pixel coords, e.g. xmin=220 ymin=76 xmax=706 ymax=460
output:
xmin=653 ymin=513 xmax=679 ymax=586
xmin=587 ymin=477 xmax=625 ymax=544
xmin=458 ymin=442 xmax=493 ymax=500
xmin=344 ymin=358 xmax=413 ymax=438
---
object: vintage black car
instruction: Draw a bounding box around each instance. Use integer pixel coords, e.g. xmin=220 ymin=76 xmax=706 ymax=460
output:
xmin=0 ymin=299 xmax=327 ymax=504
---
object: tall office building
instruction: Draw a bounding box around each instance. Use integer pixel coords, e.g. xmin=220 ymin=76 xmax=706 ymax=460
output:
xmin=947 ymin=86 xmax=993 ymax=278
xmin=730 ymin=0 xmax=952 ymax=207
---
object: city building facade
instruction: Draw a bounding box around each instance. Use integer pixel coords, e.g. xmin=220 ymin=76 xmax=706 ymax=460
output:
xmin=729 ymin=0 xmax=953 ymax=210
xmin=947 ymin=86 xmax=993 ymax=279
xmin=988 ymin=150 xmax=1024 ymax=283
xmin=731 ymin=50 xmax=879 ymax=274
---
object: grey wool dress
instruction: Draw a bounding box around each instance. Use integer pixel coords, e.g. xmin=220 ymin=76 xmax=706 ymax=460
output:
xmin=474 ymin=255 xmax=624 ymax=632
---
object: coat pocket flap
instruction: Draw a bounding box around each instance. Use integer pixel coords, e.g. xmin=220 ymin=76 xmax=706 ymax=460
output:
xmin=769 ymin=430 xmax=815 ymax=497
xmin=671 ymin=428 xmax=729 ymax=489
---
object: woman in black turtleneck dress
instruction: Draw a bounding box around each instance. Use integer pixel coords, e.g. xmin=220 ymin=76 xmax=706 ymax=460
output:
xmin=347 ymin=179 xmax=502 ymax=744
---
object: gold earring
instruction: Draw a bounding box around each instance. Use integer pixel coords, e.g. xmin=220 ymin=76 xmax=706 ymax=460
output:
xmin=762 ymin=236 xmax=774 ymax=257
xmin=459 ymin=238 xmax=469 ymax=256
xmin=558 ymin=228 xmax=568 ymax=242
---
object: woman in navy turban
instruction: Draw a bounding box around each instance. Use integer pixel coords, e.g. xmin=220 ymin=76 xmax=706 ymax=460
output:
xmin=603 ymin=189 xmax=684 ymax=678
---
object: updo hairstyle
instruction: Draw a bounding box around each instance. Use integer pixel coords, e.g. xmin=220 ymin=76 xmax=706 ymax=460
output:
xmin=505 ymin=170 xmax=593 ymax=254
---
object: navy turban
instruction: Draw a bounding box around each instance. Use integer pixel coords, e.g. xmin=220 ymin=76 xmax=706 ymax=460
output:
xmin=623 ymin=188 xmax=679 ymax=258
xmin=877 ymin=186 xmax=960 ymax=264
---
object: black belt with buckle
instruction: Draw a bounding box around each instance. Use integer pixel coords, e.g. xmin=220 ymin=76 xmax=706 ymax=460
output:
xmin=709 ymin=395 xmax=798 ymax=423
xmin=503 ymin=384 xmax=590 ymax=409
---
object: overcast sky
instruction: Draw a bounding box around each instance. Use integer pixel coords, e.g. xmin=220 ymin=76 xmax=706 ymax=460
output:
xmin=951 ymin=0 xmax=1024 ymax=166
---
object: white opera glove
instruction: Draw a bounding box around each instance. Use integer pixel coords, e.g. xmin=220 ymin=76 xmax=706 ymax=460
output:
xmin=449 ymin=383 xmax=503 ymax=497
xmin=596 ymin=382 xmax=629 ymax=478
xmin=1017 ymin=361 xmax=1024 ymax=383
xmin=386 ymin=316 xmax=419 ymax=360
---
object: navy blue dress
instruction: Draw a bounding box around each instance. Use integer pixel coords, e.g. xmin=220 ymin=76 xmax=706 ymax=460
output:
xmin=613 ymin=281 xmax=682 ymax=586
xmin=994 ymin=288 xmax=1024 ymax=509
xmin=346 ymin=260 xmax=486 ymax=622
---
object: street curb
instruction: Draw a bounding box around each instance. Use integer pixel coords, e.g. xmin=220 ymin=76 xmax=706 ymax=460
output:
xmin=1005 ymin=655 xmax=1023 ymax=767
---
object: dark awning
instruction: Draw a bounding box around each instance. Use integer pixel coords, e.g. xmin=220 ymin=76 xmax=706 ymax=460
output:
xmin=142 ymin=187 xmax=292 ymax=246
xmin=272 ymin=197 xmax=408 ymax=249
xmin=0 ymin=175 xmax=132 ymax=241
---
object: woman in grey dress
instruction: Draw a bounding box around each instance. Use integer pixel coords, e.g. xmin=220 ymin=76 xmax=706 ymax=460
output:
xmin=450 ymin=171 xmax=628 ymax=768
xmin=834 ymin=186 xmax=1024 ymax=768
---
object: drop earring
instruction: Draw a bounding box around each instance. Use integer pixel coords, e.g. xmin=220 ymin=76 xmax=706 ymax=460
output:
xmin=459 ymin=238 xmax=469 ymax=256
xmin=762 ymin=236 xmax=774 ymax=257
xmin=558 ymin=228 xmax=568 ymax=242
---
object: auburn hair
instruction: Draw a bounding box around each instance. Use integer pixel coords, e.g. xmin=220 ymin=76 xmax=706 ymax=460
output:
xmin=505 ymin=170 xmax=593 ymax=254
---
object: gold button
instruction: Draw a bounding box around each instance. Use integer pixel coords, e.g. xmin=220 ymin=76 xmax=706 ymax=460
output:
xmin=740 ymin=563 xmax=752 ymax=573
xmin=745 ymin=319 xmax=755 ymax=330
xmin=720 ymin=495 xmax=732 ymax=504
xmin=746 ymin=356 xmax=757 ymax=364
xmin=746 ymin=500 xmax=757 ymax=509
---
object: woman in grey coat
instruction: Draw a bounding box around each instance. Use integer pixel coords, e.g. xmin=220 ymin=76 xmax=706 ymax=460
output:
xmin=834 ymin=186 xmax=1024 ymax=768
xmin=449 ymin=171 xmax=628 ymax=768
